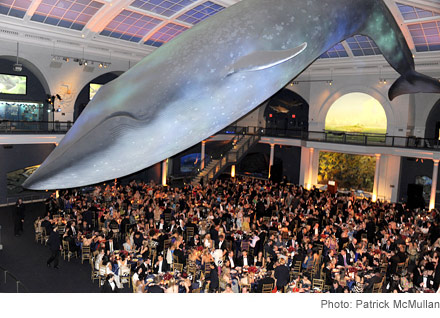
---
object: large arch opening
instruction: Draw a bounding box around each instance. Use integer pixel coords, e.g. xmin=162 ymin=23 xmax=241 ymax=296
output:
xmin=264 ymin=89 xmax=309 ymax=134
xmin=318 ymin=92 xmax=387 ymax=193
xmin=74 ymin=71 xmax=124 ymax=120
xmin=424 ymin=98 xmax=440 ymax=140
xmin=0 ymin=56 xmax=51 ymax=122
xmin=325 ymin=92 xmax=387 ymax=134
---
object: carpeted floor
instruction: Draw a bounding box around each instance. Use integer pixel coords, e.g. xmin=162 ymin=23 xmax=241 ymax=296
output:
xmin=0 ymin=202 xmax=130 ymax=293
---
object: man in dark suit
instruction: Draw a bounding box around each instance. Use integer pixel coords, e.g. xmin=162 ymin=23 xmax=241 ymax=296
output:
xmin=47 ymin=226 xmax=61 ymax=269
xmin=153 ymin=254 xmax=169 ymax=274
xmin=174 ymin=244 xmax=186 ymax=266
xmin=207 ymin=263 xmax=219 ymax=293
xmin=237 ymin=250 xmax=254 ymax=267
xmin=336 ymin=249 xmax=351 ymax=267
xmin=274 ymin=258 xmax=290 ymax=291
xmin=364 ymin=271 xmax=383 ymax=292
xmin=216 ymin=234 xmax=228 ymax=254
xmin=101 ymin=273 xmax=117 ymax=293
xmin=14 ymin=198 xmax=25 ymax=236
xmin=257 ymin=272 xmax=275 ymax=292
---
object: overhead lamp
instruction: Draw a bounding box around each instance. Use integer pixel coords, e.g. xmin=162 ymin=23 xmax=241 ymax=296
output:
xmin=52 ymin=54 xmax=111 ymax=68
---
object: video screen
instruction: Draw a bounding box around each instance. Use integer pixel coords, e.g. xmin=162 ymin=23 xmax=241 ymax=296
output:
xmin=89 ymin=83 xmax=103 ymax=100
xmin=0 ymin=74 xmax=27 ymax=95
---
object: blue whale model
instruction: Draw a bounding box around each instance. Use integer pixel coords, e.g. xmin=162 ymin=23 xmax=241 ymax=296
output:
xmin=23 ymin=0 xmax=440 ymax=189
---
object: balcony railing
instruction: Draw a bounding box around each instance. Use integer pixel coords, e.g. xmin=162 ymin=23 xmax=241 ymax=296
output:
xmin=0 ymin=120 xmax=72 ymax=134
xmin=2 ymin=120 xmax=440 ymax=151
xmin=221 ymin=126 xmax=440 ymax=151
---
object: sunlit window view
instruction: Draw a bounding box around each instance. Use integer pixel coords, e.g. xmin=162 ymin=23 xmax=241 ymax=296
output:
xmin=325 ymin=92 xmax=387 ymax=134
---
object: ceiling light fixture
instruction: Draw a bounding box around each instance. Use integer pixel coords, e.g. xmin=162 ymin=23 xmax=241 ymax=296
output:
xmin=51 ymin=54 xmax=111 ymax=68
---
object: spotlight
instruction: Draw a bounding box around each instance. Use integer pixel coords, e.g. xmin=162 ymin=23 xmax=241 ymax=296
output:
xmin=99 ymin=63 xmax=103 ymax=68
xmin=63 ymin=57 xmax=69 ymax=62
xmin=56 ymin=107 xmax=62 ymax=112
xmin=84 ymin=61 xmax=88 ymax=66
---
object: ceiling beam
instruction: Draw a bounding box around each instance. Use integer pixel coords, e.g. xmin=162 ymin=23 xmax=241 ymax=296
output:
xmin=397 ymin=0 xmax=440 ymax=13
xmin=84 ymin=0 xmax=133 ymax=36
xmin=23 ymin=0 xmax=43 ymax=22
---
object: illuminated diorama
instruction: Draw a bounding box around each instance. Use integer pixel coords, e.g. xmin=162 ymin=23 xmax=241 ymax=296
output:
xmin=318 ymin=152 xmax=376 ymax=192
xmin=23 ymin=0 xmax=440 ymax=190
xmin=325 ymin=92 xmax=387 ymax=134
xmin=0 ymin=101 xmax=44 ymax=121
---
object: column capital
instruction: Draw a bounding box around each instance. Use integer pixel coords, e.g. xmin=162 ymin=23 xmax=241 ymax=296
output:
xmin=202 ymin=140 xmax=206 ymax=145
xmin=433 ymin=159 xmax=440 ymax=165
xmin=375 ymin=153 xmax=381 ymax=159
xmin=270 ymin=143 xmax=275 ymax=148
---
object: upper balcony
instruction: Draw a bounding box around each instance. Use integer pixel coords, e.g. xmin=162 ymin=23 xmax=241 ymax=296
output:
xmin=1 ymin=120 xmax=440 ymax=156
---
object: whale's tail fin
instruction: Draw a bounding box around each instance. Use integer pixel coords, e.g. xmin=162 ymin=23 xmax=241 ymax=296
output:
xmin=389 ymin=70 xmax=440 ymax=100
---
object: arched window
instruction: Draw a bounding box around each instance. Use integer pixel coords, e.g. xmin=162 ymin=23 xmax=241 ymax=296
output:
xmin=325 ymin=92 xmax=387 ymax=134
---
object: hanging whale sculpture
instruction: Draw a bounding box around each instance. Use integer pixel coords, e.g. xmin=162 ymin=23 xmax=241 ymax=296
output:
xmin=23 ymin=0 xmax=440 ymax=190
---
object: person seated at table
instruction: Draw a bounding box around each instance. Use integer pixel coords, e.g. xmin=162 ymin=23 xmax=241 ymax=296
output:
xmin=123 ymin=236 xmax=134 ymax=253
xmin=337 ymin=249 xmax=351 ymax=267
xmin=153 ymin=254 xmax=169 ymax=274
xmin=222 ymin=283 xmax=234 ymax=293
xmin=257 ymin=271 xmax=276 ymax=293
xmin=165 ymin=278 xmax=179 ymax=293
xmin=363 ymin=270 xmax=383 ymax=292
xmin=330 ymin=280 xmax=343 ymax=293
xmin=95 ymin=248 xmax=105 ymax=270
xmin=237 ymin=250 xmax=253 ymax=268
xmin=145 ymin=277 xmax=165 ymax=293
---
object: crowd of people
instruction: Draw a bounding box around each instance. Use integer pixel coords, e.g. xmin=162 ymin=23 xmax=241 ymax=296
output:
xmin=34 ymin=176 xmax=440 ymax=293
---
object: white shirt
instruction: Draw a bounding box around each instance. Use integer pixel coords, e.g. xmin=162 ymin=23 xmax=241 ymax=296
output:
xmin=158 ymin=261 xmax=164 ymax=274
xmin=229 ymin=257 xmax=235 ymax=268
xmin=243 ymin=257 xmax=248 ymax=267
xmin=250 ymin=236 xmax=260 ymax=248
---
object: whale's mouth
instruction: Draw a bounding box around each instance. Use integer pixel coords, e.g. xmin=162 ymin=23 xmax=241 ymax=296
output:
xmin=22 ymin=111 xmax=150 ymax=190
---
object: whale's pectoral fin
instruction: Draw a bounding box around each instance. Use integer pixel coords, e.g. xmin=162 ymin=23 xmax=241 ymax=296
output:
xmin=389 ymin=70 xmax=440 ymax=100
xmin=226 ymin=42 xmax=307 ymax=76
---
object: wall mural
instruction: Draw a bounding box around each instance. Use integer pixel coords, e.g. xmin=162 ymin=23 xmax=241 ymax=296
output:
xmin=318 ymin=152 xmax=376 ymax=192
xmin=23 ymin=0 xmax=440 ymax=190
